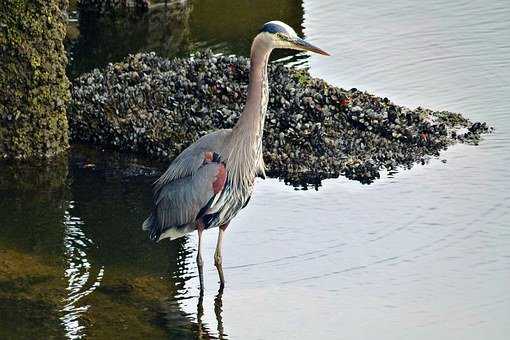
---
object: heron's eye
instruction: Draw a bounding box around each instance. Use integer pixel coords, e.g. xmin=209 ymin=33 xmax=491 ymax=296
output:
xmin=275 ymin=33 xmax=291 ymax=42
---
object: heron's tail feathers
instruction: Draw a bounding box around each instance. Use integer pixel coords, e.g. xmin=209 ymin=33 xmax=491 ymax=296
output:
xmin=157 ymin=226 xmax=190 ymax=241
xmin=142 ymin=212 xmax=192 ymax=242
xmin=142 ymin=212 xmax=161 ymax=242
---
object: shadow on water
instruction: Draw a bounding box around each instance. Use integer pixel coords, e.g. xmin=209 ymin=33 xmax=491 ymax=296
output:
xmin=67 ymin=0 xmax=308 ymax=77
xmin=190 ymin=0 xmax=305 ymax=61
xmin=0 ymin=147 xmax=228 ymax=339
xmin=67 ymin=0 xmax=193 ymax=77
xmin=0 ymin=157 xmax=68 ymax=339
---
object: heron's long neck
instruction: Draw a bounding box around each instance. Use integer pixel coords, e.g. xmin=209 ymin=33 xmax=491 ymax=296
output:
xmin=225 ymin=36 xmax=271 ymax=187
xmin=234 ymin=36 xmax=272 ymax=135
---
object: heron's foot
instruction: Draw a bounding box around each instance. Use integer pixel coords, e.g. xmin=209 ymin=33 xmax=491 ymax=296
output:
xmin=215 ymin=259 xmax=225 ymax=287
xmin=217 ymin=267 xmax=225 ymax=288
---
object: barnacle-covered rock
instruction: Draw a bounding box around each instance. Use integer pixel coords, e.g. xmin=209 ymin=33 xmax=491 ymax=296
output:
xmin=69 ymin=51 xmax=492 ymax=187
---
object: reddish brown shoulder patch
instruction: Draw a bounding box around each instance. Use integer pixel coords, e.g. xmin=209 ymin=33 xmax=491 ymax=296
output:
xmin=212 ymin=164 xmax=227 ymax=194
xmin=204 ymin=151 xmax=213 ymax=163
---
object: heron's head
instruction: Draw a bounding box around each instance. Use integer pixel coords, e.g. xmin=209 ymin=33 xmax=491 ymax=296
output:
xmin=258 ymin=21 xmax=330 ymax=56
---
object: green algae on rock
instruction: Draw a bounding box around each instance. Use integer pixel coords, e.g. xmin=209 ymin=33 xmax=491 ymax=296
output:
xmin=0 ymin=0 xmax=70 ymax=159
xmin=69 ymin=51 xmax=491 ymax=186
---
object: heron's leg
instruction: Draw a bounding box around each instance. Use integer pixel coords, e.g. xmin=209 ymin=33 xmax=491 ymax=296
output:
xmin=197 ymin=227 xmax=204 ymax=267
xmin=214 ymin=228 xmax=225 ymax=266
xmin=196 ymin=226 xmax=205 ymax=288
xmin=214 ymin=224 xmax=228 ymax=286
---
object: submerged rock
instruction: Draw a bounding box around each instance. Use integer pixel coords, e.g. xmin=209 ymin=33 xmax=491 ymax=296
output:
xmin=69 ymin=51 xmax=491 ymax=187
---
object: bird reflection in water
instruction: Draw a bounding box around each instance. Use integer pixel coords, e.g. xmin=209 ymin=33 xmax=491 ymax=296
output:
xmin=163 ymin=240 xmax=228 ymax=338
xmin=213 ymin=287 xmax=225 ymax=338
xmin=195 ymin=286 xmax=226 ymax=339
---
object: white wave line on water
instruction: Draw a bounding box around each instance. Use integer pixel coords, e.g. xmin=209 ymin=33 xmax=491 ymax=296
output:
xmin=59 ymin=201 xmax=104 ymax=340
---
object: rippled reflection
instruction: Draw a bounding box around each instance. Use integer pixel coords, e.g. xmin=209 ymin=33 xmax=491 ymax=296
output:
xmin=160 ymin=236 xmax=228 ymax=339
xmin=60 ymin=201 xmax=104 ymax=339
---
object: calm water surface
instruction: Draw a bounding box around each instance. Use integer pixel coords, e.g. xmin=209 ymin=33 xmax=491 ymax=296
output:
xmin=2 ymin=0 xmax=510 ymax=339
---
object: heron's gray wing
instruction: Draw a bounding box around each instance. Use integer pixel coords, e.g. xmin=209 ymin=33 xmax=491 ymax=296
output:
xmin=153 ymin=129 xmax=231 ymax=195
xmin=145 ymin=161 xmax=227 ymax=241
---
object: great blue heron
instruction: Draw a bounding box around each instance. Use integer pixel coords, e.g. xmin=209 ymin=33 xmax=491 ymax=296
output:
xmin=143 ymin=20 xmax=329 ymax=286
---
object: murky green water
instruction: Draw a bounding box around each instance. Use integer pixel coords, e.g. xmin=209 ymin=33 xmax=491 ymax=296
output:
xmin=66 ymin=0 xmax=307 ymax=77
xmin=2 ymin=0 xmax=510 ymax=339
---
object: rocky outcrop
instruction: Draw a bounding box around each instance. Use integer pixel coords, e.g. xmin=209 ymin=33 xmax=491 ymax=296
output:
xmin=0 ymin=0 xmax=70 ymax=159
xmin=69 ymin=52 xmax=491 ymax=186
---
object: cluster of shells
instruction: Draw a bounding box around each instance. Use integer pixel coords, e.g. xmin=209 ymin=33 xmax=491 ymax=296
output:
xmin=69 ymin=51 xmax=491 ymax=187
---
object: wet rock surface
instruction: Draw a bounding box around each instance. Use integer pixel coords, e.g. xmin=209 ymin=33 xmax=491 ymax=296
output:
xmin=69 ymin=51 xmax=492 ymax=187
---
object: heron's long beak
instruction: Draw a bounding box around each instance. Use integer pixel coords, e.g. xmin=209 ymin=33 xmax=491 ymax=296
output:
xmin=293 ymin=37 xmax=330 ymax=56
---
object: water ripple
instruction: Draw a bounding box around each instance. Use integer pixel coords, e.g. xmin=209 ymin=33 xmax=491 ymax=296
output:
xmin=60 ymin=201 xmax=104 ymax=340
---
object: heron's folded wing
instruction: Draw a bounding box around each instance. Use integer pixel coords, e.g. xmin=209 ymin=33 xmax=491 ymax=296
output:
xmin=154 ymin=162 xmax=226 ymax=231
xmin=153 ymin=129 xmax=231 ymax=196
